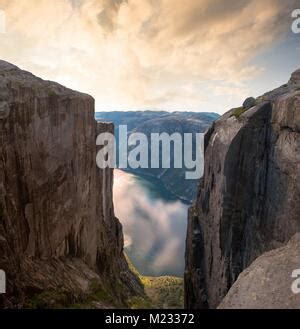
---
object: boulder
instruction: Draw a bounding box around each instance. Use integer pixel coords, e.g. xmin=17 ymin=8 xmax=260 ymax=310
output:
xmin=243 ymin=97 xmax=256 ymax=110
xmin=219 ymin=234 xmax=300 ymax=309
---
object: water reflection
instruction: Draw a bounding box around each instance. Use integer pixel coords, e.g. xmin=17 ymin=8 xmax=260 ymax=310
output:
xmin=113 ymin=169 xmax=188 ymax=277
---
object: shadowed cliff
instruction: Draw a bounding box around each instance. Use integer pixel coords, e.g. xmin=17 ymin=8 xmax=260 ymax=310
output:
xmin=185 ymin=69 xmax=300 ymax=309
xmin=0 ymin=60 xmax=143 ymax=308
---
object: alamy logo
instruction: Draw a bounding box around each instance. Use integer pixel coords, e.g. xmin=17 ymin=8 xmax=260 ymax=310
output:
xmin=96 ymin=126 xmax=204 ymax=180
xmin=291 ymin=269 xmax=300 ymax=294
xmin=0 ymin=9 xmax=5 ymax=34
xmin=291 ymin=9 xmax=300 ymax=34
xmin=0 ymin=270 xmax=6 ymax=294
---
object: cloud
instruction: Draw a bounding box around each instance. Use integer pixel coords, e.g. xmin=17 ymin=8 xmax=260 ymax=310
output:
xmin=113 ymin=170 xmax=188 ymax=275
xmin=152 ymin=238 xmax=182 ymax=273
xmin=97 ymin=0 xmax=127 ymax=33
xmin=0 ymin=0 xmax=297 ymax=112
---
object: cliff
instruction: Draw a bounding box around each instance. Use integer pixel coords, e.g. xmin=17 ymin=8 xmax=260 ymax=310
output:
xmin=185 ymin=69 xmax=300 ymax=309
xmin=0 ymin=60 xmax=142 ymax=308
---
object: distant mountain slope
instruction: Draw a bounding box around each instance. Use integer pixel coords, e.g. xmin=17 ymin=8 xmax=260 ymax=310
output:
xmin=95 ymin=111 xmax=219 ymax=203
xmin=95 ymin=111 xmax=219 ymax=132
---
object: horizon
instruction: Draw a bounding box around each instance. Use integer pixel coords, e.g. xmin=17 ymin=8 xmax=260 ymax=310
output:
xmin=95 ymin=109 xmax=221 ymax=114
xmin=0 ymin=0 xmax=299 ymax=114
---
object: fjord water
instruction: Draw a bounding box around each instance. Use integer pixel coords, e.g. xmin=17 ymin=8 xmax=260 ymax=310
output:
xmin=113 ymin=169 xmax=189 ymax=277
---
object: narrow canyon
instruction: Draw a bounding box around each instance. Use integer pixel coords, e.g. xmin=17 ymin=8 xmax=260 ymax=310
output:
xmin=0 ymin=60 xmax=299 ymax=309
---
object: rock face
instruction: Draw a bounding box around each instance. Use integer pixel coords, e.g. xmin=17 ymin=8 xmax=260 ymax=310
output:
xmin=219 ymin=234 xmax=300 ymax=309
xmin=0 ymin=60 xmax=141 ymax=308
xmin=185 ymin=69 xmax=300 ymax=309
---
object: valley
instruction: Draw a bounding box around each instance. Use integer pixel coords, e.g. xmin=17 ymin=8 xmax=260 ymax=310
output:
xmin=96 ymin=111 xmax=219 ymax=203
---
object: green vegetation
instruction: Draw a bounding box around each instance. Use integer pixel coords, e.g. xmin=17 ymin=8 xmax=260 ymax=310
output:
xmin=127 ymin=296 xmax=153 ymax=309
xmin=141 ymin=276 xmax=184 ymax=309
xmin=125 ymin=253 xmax=184 ymax=309
xmin=231 ymin=106 xmax=247 ymax=118
xmin=47 ymin=88 xmax=57 ymax=97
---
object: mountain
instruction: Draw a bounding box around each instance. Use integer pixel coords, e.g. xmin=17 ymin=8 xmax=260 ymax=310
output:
xmin=185 ymin=69 xmax=300 ymax=309
xmin=95 ymin=111 xmax=219 ymax=203
xmin=0 ymin=60 xmax=143 ymax=308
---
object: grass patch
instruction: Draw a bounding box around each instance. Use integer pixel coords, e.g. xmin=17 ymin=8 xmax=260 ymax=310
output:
xmin=127 ymin=296 xmax=153 ymax=309
xmin=125 ymin=253 xmax=184 ymax=309
xmin=231 ymin=106 xmax=247 ymax=118
xmin=141 ymin=276 xmax=184 ymax=309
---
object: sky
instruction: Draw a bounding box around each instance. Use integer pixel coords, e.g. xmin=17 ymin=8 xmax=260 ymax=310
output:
xmin=0 ymin=0 xmax=299 ymax=114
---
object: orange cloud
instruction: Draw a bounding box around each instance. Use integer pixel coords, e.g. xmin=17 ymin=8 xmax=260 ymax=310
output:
xmin=0 ymin=0 xmax=297 ymax=112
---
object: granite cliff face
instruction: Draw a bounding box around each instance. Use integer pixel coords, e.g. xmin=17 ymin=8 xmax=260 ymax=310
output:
xmin=185 ymin=69 xmax=300 ymax=309
xmin=0 ymin=60 xmax=141 ymax=308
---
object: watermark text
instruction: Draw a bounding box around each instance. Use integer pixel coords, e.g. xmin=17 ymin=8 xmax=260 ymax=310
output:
xmin=291 ymin=9 xmax=300 ymax=34
xmin=0 ymin=270 xmax=6 ymax=294
xmin=96 ymin=126 xmax=204 ymax=180
xmin=291 ymin=269 xmax=300 ymax=294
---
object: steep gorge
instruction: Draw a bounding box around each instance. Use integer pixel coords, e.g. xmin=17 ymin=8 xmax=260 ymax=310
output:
xmin=1 ymin=60 xmax=299 ymax=310
xmin=0 ymin=60 xmax=142 ymax=308
xmin=185 ymin=69 xmax=300 ymax=308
